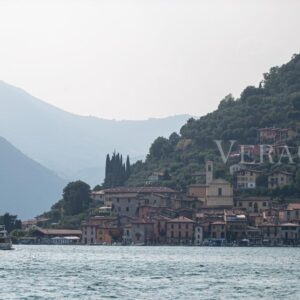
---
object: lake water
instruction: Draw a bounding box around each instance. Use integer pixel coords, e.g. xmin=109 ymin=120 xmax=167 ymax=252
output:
xmin=0 ymin=245 xmax=299 ymax=299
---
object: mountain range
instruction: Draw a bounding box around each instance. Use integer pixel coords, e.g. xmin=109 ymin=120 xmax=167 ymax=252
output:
xmin=0 ymin=80 xmax=190 ymax=186
xmin=0 ymin=81 xmax=190 ymax=218
xmin=0 ymin=137 xmax=66 ymax=218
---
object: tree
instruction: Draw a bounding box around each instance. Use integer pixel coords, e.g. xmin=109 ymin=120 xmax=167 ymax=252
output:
xmin=126 ymin=155 xmax=131 ymax=179
xmin=93 ymin=185 xmax=102 ymax=191
xmin=62 ymin=181 xmax=91 ymax=215
xmin=289 ymin=92 xmax=300 ymax=110
xmin=149 ymin=137 xmax=172 ymax=159
xmin=0 ymin=213 xmax=22 ymax=232
xmin=104 ymin=152 xmax=130 ymax=188
xmin=296 ymin=170 xmax=300 ymax=188
xmin=256 ymin=175 xmax=268 ymax=188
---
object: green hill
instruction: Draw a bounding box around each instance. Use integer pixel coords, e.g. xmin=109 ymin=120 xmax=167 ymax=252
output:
xmin=127 ymin=53 xmax=300 ymax=191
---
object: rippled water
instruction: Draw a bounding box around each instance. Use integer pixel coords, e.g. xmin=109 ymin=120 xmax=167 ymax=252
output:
xmin=0 ymin=246 xmax=299 ymax=299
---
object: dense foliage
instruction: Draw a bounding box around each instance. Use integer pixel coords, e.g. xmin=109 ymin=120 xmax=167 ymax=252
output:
xmin=40 ymin=181 xmax=94 ymax=229
xmin=128 ymin=54 xmax=300 ymax=191
xmin=103 ymin=152 xmax=131 ymax=188
xmin=0 ymin=213 xmax=22 ymax=233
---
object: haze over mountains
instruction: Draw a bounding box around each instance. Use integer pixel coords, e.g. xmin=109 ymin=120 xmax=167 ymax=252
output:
xmin=0 ymin=137 xmax=66 ymax=218
xmin=0 ymin=80 xmax=190 ymax=186
xmin=0 ymin=80 xmax=190 ymax=218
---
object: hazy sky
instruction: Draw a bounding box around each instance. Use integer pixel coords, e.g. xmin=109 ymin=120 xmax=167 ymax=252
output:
xmin=0 ymin=0 xmax=300 ymax=120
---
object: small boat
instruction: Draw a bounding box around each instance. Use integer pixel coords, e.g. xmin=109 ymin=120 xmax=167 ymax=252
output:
xmin=0 ymin=225 xmax=13 ymax=250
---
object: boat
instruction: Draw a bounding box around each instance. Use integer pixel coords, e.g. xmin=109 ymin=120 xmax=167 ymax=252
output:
xmin=0 ymin=225 xmax=13 ymax=250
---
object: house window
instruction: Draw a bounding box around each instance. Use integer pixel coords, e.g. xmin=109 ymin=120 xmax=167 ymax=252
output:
xmin=117 ymin=198 xmax=119 ymax=203
xmin=128 ymin=198 xmax=131 ymax=203
xmin=239 ymin=202 xmax=242 ymax=207
xmin=218 ymin=188 xmax=222 ymax=196
xmin=186 ymin=224 xmax=188 ymax=229
xmin=171 ymin=231 xmax=174 ymax=238
xmin=126 ymin=207 xmax=129 ymax=212
xmin=185 ymin=232 xmax=188 ymax=238
xmin=171 ymin=224 xmax=174 ymax=229
xmin=118 ymin=207 xmax=121 ymax=212
xmin=179 ymin=224 xmax=181 ymax=229
xmin=263 ymin=202 xmax=267 ymax=207
xmin=249 ymin=202 xmax=252 ymax=207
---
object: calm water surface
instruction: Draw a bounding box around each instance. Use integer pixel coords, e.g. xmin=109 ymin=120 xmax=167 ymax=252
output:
xmin=0 ymin=245 xmax=299 ymax=299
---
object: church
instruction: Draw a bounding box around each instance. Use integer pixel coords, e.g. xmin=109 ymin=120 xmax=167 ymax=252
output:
xmin=188 ymin=161 xmax=234 ymax=208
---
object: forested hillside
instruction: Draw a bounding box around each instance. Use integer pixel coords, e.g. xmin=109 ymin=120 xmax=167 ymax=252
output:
xmin=128 ymin=54 xmax=300 ymax=190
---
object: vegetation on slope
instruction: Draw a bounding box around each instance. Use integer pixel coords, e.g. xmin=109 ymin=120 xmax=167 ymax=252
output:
xmin=127 ymin=54 xmax=300 ymax=192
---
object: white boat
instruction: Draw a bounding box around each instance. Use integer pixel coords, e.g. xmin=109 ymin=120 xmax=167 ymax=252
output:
xmin=0 ymin=225 xmax=12 ymax=250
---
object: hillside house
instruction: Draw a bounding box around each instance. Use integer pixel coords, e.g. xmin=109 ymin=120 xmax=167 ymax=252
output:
xmin=268 ymin=171 xmax=293 ymax=189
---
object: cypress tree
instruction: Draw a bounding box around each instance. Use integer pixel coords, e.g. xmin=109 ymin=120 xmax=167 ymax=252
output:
xmin=126 ymin=155 xmax=131 ymax=179
xmin=103 ymin=152 xmax=131 ymax=188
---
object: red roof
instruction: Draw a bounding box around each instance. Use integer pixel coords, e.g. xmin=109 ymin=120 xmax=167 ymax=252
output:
xmin=167 ymin=216 xmax=195 ymax=223
xmin=287 ymin=203 xmax=300 ymax=210
xmin=36 ymin=228 xmax=82 ymax=236
xmin=103 ymin=186 xmax=177 ymax=194
xmin=211 ymin=221 xmax=226 ymax=225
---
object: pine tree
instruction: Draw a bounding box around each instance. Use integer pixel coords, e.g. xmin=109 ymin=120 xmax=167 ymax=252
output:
xmin=126 ymin=155 xmax=131 ymax=179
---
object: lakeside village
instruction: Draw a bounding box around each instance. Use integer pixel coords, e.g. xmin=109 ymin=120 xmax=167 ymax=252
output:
xmin=18 ymin=128 xmax=300 ymax=247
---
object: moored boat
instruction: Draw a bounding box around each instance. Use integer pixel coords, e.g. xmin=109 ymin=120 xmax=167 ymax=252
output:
xmin=0 ymin=225 xmax=13 ymax=250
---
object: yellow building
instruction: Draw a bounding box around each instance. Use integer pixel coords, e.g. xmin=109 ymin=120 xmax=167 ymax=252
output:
xmin=236 ymin=169 xmax=262 ymax=189
xmin=188 ymin=161 xmax=233 ymax=208
xmin=234 ymin=197 xmax=271 ymax=213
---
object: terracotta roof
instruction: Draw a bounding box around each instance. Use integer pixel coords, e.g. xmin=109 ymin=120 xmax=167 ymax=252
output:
xmin=258 ymin=223 xmax=279 ymax=227
xmin=131 ymin=219 xmax=154 ymax=224
xmin=269 ymin=171 xmax=293 ymax=176
xmin=167 ymin=216 xmax=195 ymax=223
xmin=287 ymin=203 xmax=300 ymax=210
xmin=281 ymin=223 xmax=299 ymax=227
xmin=236 ymin=197 xmax=271 ymax=202
xmin=211 ymin=221 xmax=226 ymax=225
xmin=37 ymin=228 xmax=82 ymax=236
xmin=103 ymin=186 xmax=178 ymax=194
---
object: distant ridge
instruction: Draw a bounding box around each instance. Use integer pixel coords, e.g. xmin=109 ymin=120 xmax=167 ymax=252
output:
xmin=0 ymin=136 xmax=66 ymax=219
xmin=0 ymin=80 xmax=191 ymax=186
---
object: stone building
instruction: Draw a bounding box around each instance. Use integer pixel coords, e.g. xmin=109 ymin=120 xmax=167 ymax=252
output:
xmin=166 ymin=216 xmax=195 ymax=245
xmin=268 ymin=171 xmax=294 ymax=189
